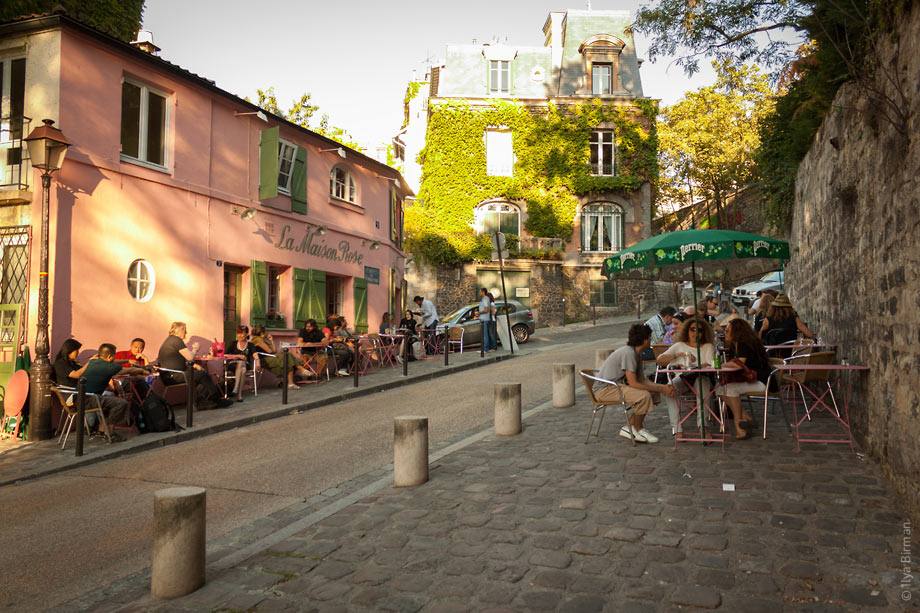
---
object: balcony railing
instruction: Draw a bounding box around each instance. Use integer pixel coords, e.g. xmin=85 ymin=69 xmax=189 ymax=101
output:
xmin=1 ymin=115 xmax=32 ymax=192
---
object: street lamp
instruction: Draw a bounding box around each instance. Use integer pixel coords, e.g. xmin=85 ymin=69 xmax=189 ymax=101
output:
xmin=24 ymin=119 xmax=70 ymax=441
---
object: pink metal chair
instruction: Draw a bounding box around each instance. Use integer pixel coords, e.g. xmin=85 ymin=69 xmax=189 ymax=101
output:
xmin=1 ymin=370 xmax=29 ymax=440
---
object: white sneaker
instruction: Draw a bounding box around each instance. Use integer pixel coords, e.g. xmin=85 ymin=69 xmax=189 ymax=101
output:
xmin=619 ymin=426 xmax=647 ymax=443
xmin=396 ymin=355 xmax=403 ymax=364
xmin=337 ymin=369 xmax=350 ymax=376
xmin=638 ymin=428 xmax=660 ymax=443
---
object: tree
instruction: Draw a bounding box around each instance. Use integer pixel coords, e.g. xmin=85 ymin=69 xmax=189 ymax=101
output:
xmin=0 ymin=0 xmax=145 ymax=41
xmin=657 ymin=60 xmax=774 ymax=225
xmin=634 ymin=0 xmax=808 ymax=74
xmin=247 ymin=88 xmax=361 ymax=150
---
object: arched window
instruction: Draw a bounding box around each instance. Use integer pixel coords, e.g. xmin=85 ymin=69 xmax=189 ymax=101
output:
xmin=329 ymin=166 xmax=357 ymax=203
xmin=475 ymin=202 xmax=520 ymax=236
xmin=127 ymin=259 xmax=155 ymax=302
xmin=582 ymin=203 xmax=623 ymax=253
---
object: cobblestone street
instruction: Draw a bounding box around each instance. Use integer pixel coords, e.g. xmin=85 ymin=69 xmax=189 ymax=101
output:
xmin=82 ymin=383 xmax=914 ymax=612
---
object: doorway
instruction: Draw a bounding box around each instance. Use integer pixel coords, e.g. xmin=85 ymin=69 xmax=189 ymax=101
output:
xmin=223 ymin=265 xmax=242 ymax=347
xmin=326 ymin=275 xmax=344 ymax=320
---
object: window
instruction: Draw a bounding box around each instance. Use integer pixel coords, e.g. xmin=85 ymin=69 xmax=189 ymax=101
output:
xmin=277 ymin=139 xmax=296 ymax=193
xmin=120 ymin=79 xmax=168 ymax=167
xmin=590 ymin=130 xmax=616 ymax=176
xmin=326 ymin=276 xmax=344 ymax=317
xmin=592 ymin=63 xmax=612 ymax=95
xmin=267 ymin=265 xmax=284 ymax=314
xmin=490 ymin=60 xmax=510 ymax=93
xmin=485 ymin=129 xmax=514 ymax=176
xmin=582 ymin=203 xmax=623 ymax=253
xmin=330 ymin=166 xmax=357 ymax=203
xmin=1 ymin=58 xmax=27 ymax=188
xmin=590 ymin=279 xmax=618 ymax=306
xmin=475 ymin=202 xmax=520 ymax=236
xmin=127 ymin=259 xmax=155 ymax=302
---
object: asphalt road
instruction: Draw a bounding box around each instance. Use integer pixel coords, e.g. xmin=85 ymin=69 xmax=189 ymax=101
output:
xmin=0 ymin=319 xmax=636 ymax=611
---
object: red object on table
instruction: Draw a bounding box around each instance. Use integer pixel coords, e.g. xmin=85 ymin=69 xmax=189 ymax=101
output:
xmin=211 ymin=341 xmax=225 ymax=357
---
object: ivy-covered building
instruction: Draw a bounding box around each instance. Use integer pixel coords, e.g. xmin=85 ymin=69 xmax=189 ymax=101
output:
xmin=397 ymin=9 xmax=659 ymax=325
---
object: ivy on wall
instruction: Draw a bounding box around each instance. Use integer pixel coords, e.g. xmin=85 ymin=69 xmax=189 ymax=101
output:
xmin=406 ymin=98 xmax=657 ymax=265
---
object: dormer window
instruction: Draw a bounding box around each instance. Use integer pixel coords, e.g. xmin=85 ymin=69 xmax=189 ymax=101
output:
xmin=578 ymin=34 xmax=626 ymax=96
xmin=592 ymin=63 xmax=612 ymax=95
xmin=490 ymin=60 xmax=510 ymax=94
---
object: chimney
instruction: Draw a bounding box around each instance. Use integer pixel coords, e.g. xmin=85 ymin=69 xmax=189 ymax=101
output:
xmin=130 ymin=29 xmax=161 ymax=55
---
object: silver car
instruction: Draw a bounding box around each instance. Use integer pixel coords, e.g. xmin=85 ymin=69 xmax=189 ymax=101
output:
xmin=731 ymin=270 xmax=785 ymax=307
xmin=440 ymin=300 xmax=536 ymax=347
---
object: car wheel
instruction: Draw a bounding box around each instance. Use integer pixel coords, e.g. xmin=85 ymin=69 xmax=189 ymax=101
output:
xmin=512 ymin=324 xmax=529 ymax=344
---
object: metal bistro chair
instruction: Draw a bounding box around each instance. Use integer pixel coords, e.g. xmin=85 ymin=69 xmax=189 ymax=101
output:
xmin=51 ymin=385 xmax=111 ymax=448
xmin=447 ymin=326 xmax=464 ymax=354
xmin=579 ymin=369 xmax=636 ymax=445
xmin=224 ymin=356 xmax=262 ymax=396
xmin=651 ymin=343 xmax=670 ymax=383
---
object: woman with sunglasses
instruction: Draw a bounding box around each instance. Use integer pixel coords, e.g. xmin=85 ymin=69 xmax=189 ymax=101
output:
xmin=224 ymin=325 xmax=258 ymax=402
xmin=656 ymin=318 xmax=717 ymax=435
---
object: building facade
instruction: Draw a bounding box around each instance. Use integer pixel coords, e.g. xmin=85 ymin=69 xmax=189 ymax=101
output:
xmin=396 ymin=9 xmax=657 ymax=324
xmin=0 ymin=14 xmax=409 ymax=383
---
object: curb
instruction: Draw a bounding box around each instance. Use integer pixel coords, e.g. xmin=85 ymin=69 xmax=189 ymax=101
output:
xmin=0 ymin=352 xmax=517 ymax=488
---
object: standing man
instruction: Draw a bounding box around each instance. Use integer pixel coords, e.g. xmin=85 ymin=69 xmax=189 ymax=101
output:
xmin=475 ymin=288 xmax=496 ymax=352
xmin=413 ymin=295 xmax=439 ymax=331
xmin=594 ymin=324 xmax=676 ymax=443
xmin=641 ymin=306 xmax=676 ymax=360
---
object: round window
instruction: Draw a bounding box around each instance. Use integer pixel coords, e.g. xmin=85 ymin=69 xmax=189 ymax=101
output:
xmin=127 ymin=259 xmax=155 ymax=302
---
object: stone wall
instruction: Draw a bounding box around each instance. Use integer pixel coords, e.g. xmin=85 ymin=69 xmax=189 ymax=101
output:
xmin=789 ymin=3 xmax=920 ymax=523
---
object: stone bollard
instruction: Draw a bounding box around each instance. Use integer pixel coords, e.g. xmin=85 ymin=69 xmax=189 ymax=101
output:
xmin=552 ymin=363 xmax=576 ymax=408
xmin=494 ymin=383 xmax=522 ymax=435
xmin=151 ymin=486 xmax=206 ymax=599
xmin=394 ymin=416 xmax=429 ymax=487
xmin=595 ymin=348 xmax=614 ymax=370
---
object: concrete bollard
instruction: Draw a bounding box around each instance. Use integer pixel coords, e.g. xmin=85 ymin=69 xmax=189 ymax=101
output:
xmin=394 ymin=416 xmax=429 ymax=487
xmin=552 ymin=363 xmax=576 ymax=408
xmin=595 ymin=348 xmax=614 ymax=370
xmin=151 ymin=486 xmax=206 ymax=599
xmin=494 ymin=383 xmax=522 ymax=435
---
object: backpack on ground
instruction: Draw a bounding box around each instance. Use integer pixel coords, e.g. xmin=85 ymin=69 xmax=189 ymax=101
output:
xmin=140 ymin=393 xmax=174 ymax=433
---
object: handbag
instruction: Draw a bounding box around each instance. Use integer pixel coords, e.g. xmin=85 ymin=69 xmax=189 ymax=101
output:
xmin=722 ymin=358 xmax=757 ymax=383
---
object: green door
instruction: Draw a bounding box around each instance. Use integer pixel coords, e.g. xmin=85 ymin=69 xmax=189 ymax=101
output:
xmin=0 ymin=304 xmax=21 ymax=392
xmin=353 ymin=277 xmax=368 ymax=334
xmin=223 ymin=266 xmax=242 ymax=347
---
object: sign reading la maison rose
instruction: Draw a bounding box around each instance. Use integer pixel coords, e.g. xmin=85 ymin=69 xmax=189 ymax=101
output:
xmin=273 ymin=225 xmax=365 ymax=266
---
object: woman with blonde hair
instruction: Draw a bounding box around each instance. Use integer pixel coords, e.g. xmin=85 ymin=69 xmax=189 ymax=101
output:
xmin=753 ymin=293 xmax=773 ymax=336
xmin=656 ymin=318 xmax=716 ymax=435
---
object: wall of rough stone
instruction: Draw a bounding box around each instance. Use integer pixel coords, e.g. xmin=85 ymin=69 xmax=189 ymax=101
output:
xmin=789 ymin=4 xmax=920 ymax=523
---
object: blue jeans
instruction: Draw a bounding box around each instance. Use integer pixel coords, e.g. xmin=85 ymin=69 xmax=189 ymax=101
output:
xmin=481 ymin=318 xmax=496 ymax=351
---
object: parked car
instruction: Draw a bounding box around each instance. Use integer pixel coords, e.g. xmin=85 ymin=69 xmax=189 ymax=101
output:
xmin=730 ymin=270 xmax=785 ymax=308
xmin=440 ymin=300 xmax=536 ymax=347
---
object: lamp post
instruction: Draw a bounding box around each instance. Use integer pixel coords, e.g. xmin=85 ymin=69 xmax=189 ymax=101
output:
xmin=24 ymin=119 xmax=71 ymax=441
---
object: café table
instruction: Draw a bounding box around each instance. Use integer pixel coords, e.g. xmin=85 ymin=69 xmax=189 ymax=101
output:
xmin=665 ymin=364 xmax=743 ymax=449
xmin=280 ymin=342 xmax=331 ymax=382
xmin=766 ymin=363 xmax=868 ymax=452
xmin=194 ymin=355 xmax=240 ymax=398
xmin=417 ymin=326 xmax=447 ymax=360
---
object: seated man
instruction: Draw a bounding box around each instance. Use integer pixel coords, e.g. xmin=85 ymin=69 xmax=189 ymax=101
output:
xmin=157 ymin=321 xmax=233 ymax=409
xmin=594 ymin=323 xmax=676 ymax=444
xmin=641 ymin=306 xmax=676 ymax=360
xmin=115 ymin=337 xmax=149 ymax=366
xmin=83 ymin=343 xmax=149 ymax=441
xmin=297 ymin=318 xmax=329 ymax=376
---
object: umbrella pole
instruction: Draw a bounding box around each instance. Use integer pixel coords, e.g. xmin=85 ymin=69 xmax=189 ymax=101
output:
xmin=692 ymin=262 xmax=706 ymax=442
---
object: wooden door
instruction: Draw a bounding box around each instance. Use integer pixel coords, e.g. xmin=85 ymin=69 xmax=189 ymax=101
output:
xmin=223 ymin=266 xmax=242 ymax=347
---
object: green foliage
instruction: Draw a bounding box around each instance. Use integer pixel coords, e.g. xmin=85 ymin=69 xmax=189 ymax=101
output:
xmin=634 ymin=0 xmax=808 ymax=74
xmin=1 ymin=0 xmax=145 ymax=41
xmin=658 ymin=60 xmax=774 ymax=216
xmin=402 ymin=81 xmax=422 ymax=129
xmin=409 ymin=99 xmax=657 ymax=265
xmin=247 ymin=87 xmax=361 ymax=150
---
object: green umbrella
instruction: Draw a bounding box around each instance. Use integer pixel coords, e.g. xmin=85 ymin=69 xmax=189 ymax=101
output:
xmin=602 ymin=228 xmax=790 ymax=441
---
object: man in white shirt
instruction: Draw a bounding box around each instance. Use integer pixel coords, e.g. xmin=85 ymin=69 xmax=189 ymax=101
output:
xmin=413 ymin=295 xmax=439 ymax=330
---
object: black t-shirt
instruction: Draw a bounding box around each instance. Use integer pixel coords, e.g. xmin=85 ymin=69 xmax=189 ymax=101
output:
xmin=54 ymin=356 xmax=81 ymax=387
xmin=731 ymin=343 xmax=772 ymax=384
xmin=83 ymin=360 xmax=123 ymax=394
xmin=298 ymin=328 xmax=325 ymax=343
xmin=157 ymin=335 xmax=187 ymax=371
xmin=226 ymin=340 xmax=258 ymax=365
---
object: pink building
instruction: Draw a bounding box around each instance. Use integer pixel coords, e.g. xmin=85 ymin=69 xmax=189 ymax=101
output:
xmin=0 ymin=14 xmax=410 ymax=385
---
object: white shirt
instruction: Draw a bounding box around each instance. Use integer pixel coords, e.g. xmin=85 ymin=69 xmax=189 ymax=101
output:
xmin=417 ymin=299 xmax=439 ymax=327
xmin=660 ymin=342 xmax=716 ymax=369
xmin=751 ymin=297 xmax=762 ymax=311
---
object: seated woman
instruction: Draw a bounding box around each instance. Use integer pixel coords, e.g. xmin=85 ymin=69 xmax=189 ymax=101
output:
xmin=657 ymin=318 xmax=717 ymax=435
xmin=54 ymin=339 xmax=91 ymax=388
xmin=715 ymin=318 xmax=772 ymax=440
xmin=752 ymin=293 xmax=774 ymax=337
xmin=224 ymin=325 xmax=258 ymax=402
xmin=321 ymin=317 xmax=354 ymax=376
xmin=759 ymin=293 xmax=814 ymax=345
xmin=250 ymin=325 xmax=308 ymax=389
xmin=157 ymin=321 xmax=233 ymax=409
xmin=396 ymin=310 xmax=419 ymax=362
xmin=378 ymin=312 xmax=393 ymax=335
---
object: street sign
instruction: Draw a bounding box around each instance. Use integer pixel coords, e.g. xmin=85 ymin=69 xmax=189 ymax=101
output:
xmin=491 ymin=232 xmax=506 ymax=251
xmin=491 ymin=250 xmax=510 ymax=260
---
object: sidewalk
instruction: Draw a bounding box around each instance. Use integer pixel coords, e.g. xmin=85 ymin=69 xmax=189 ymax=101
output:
xmin=66 ymin=347 xmax=913 ymax=611
xmin=0 ymin=315 xmax=640 ymax=488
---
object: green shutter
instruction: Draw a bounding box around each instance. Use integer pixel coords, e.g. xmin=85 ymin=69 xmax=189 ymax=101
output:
xmin=250 ymin=260 xmax=267 ymax=327
xmin=290 ymin=146 xmax=307 ymax=214
xmin=353 ymin=277 xmax=368 ymax=334
xmin=307 ymin=269 xmax=326 ymax=323
xmin=259 ymin=127 xmax=279 ymax=200
xmin=293 ymin=267 xmax=311 ymax=328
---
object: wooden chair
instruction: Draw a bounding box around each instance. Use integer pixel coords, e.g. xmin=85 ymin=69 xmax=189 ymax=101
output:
xmin=447 ymin=326 xmax=464 ymax=354
xmin=0 ymin=370 xmax=29 ymax=440
xmin=51 ymin=386 xmax=111 ymax=448
xmin=579 ymin=369 xmax=635 ymax=445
